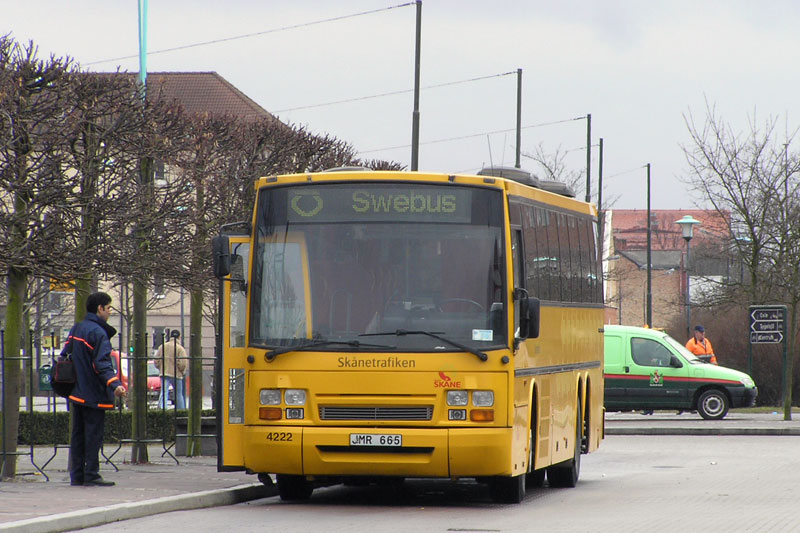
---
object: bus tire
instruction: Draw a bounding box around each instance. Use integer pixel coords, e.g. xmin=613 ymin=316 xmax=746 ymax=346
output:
xmin=547 ymin=402 xmax=582 ymax=488
xmin=489 ymin=473 xmax=526 ymax=504
xmin=697 ymin=388 xmax=729 ymax=420
xmin=276 ymin=474 xmax=313 ymax=501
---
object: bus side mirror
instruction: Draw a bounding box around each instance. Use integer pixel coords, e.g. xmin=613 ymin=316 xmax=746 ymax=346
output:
xmin=212 ymin=235 xmax=231 ymax=278
xmin=517 ymin=292 xmax=540 ymax=340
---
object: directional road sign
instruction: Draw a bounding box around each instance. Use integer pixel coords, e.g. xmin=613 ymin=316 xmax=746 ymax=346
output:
xmin=750 ymin=331 xmax=783 ymax=344
xmin=749 ymin=305 xmax=786 ymax=344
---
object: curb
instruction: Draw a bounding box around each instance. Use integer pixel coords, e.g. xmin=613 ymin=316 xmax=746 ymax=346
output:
xmin=0 ymin=483 xmax=274 ymax=533
xmin=606 ymin=427 xmax=800 ymax=436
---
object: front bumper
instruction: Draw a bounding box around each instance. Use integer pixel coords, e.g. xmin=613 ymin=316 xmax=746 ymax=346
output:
xmin=242 ymin=425 xmax=514 ymax=478
xmin=730 ymin=386 xmax=758 ymax=408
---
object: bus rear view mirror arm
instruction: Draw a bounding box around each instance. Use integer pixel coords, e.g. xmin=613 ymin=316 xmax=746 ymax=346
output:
xmin=515 ymin=289 xmax=540 ymax=341
xmin=212 ymin=235 xmax=231 ymax=277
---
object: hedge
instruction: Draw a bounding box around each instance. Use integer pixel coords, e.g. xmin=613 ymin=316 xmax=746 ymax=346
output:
xmin=17 ymin=409 xmax=216 ymax=445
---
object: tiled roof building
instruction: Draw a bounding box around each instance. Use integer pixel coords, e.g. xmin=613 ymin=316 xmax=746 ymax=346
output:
xmin=144 ymin=72 xmax=276 ymax=120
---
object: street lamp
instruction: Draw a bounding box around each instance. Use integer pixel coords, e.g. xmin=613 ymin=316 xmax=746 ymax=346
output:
xmin=676 ymin=215 xmax=701 ymax=338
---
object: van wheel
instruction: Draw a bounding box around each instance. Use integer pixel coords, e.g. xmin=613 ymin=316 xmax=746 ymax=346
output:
xmin=697 ymin=389 xmax=729 ymax=420
xmin=547 ymin=403 xmax=582 ymax=488
xmin=276 ymin=474 xmax=313 ymax=501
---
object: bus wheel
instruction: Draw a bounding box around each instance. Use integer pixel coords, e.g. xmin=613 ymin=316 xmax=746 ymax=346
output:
xmin=697 ymin=389 xmax=729 ymax=420
xmin=276 ymin=474 xmax=313 ymax=501
xmin=490 ymin=474 xmax=526 ymax=504
xmin=547 ymin=403 xmax=582 ymax=488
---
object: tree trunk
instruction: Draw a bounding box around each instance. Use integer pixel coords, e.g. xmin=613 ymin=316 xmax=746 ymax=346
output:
xmin=130 ymin=278 xmax=149 ymax=463
xmin=187 ymin=288 xmax=204 ymax=456
xmin=1 ymin=267 xmax=27 ymax=480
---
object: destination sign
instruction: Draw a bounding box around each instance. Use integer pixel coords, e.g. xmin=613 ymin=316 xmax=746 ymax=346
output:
xmin=751 ymin=320 xmax=780 ymax=332
xmin=750 ymin=331 xmax=783 ymax=344
xmin=748 ymin=305 xmax=786 ymax=344
xmin=286 ymin=185 xmax=474 ymax=224
xmin=751 ymin=308 xmax=784 ymax=322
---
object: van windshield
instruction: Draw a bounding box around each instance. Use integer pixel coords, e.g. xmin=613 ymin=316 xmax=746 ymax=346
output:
xmin=663 ymin=334 xmax=705 ymax=364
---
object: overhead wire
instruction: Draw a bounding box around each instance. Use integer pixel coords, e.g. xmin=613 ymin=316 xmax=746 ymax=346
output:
xmin=359 ymin=116 xmax=586 ymax=154
xmin=84 ymin=2 xmax=417 ymax=66
xmin=604 ymin=164 xmax=650 ymax=180
xmin=273 ymin=71 xmax=516 ymax=113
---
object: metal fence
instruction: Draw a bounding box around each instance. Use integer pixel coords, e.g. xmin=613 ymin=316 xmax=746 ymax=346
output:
xmin=0 ymin=329 xmax=217 ymax=480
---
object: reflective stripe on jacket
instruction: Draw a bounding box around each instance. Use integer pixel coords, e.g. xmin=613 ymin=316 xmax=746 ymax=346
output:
xmin=62 ymin=313 xmax=121 ymax=410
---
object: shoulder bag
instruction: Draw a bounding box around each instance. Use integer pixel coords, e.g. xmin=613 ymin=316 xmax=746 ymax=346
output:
xmin=51 ymin=342 xmax=77 ymax=399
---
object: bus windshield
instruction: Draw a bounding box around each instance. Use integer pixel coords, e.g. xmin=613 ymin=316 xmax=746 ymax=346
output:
xmin=249 ymin=183 xmax=507 ymax=353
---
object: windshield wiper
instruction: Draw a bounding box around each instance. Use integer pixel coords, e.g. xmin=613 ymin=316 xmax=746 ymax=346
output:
xmin=264 ymin=339 xmax=396 ymax=362
xmin=360 ymin=330 xmax=488 ymax=362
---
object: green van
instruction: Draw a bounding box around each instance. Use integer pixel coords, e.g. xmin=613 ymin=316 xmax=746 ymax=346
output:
xmin=604 ymin=325 xmax=757 ymax=419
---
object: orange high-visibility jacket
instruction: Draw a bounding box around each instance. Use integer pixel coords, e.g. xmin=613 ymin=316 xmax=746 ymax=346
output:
xmin=685 ymin=337 xmax=717 ymax=364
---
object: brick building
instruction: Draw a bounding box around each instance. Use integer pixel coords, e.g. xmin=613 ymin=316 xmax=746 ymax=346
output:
xmin=604 ymin=208 xmax=731 ymax=331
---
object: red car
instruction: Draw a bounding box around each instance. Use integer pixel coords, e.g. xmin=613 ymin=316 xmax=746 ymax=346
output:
xmin=109 ymin=350 xmax=162 ymax=403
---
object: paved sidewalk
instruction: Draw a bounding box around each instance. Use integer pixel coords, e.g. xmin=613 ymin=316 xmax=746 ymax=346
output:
xmin=0 ymin=444 xmax=275 ymax=533
xmin=605 ymin=409 xmax=800 ymax=435
xmin=1 ymin=411 xmax=798 ymax=532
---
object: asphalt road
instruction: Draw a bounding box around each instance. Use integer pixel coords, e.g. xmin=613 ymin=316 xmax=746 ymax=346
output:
xmin=79 ymin=433 xmax=800 ymax=533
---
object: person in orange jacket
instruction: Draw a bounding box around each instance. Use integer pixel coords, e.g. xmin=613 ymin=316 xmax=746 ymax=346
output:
xmin=685 ymin=325 xmax=717 ymax=364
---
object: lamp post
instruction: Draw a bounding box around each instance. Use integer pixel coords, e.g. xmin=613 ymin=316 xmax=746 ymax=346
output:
xmin=646 ymin=163 xmax=652 ymax=328
xmin=676 ymin=215 xmax=701 ymax=338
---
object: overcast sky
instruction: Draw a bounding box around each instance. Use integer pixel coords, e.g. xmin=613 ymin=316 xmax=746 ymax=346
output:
xmin=5 ymin=1 xmax=800 ymax=209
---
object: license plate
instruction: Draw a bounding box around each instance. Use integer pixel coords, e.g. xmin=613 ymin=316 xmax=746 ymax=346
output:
xmin=349 ymin=433 xmax=402 ymax=447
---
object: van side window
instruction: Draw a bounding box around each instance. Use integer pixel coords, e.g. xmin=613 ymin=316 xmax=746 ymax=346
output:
xmin=631 ymin=337 xmax=672 ymax=367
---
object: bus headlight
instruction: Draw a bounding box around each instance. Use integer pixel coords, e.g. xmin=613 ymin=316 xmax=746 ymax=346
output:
xmin=472 ymin=390 xmax=494 ymax=407
xmin=284 ymin=389 xmax=306 ymax=406
xmin=260 ymin=389 xmax=281 ymax=405
xmin=447 ymin=390 xmax=468 ymax=406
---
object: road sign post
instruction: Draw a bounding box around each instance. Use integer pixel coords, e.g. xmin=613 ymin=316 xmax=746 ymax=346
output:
xmin=749 ymin=305 xmax=789 ymax=420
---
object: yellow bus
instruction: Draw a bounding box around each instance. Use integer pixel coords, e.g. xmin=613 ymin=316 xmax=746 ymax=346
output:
xmin=212 ymin=166 xmax=604 ymax=503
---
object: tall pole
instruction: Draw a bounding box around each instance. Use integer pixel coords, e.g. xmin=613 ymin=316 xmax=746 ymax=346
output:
xmin=180 ymin=286 xmax=185 ymax=340
xmin=585 ymin=113 xmax=592 ymax=203
xmin=410 ymin=0 xmax=422 ymax=171
xmin=597 ymin=138 xmax=605 ymax=300
xmin=515 ymin=68 xmax=522 ymax=168
xmin=137 ymin=0 xmax=147 ymax=87
xmin=597 ymin=138 xmax=604 ymax=211
xmin=685 ymin=237 xmax=691 ymax=339
xmin=646 ymin=163 xmax=652 ymax=328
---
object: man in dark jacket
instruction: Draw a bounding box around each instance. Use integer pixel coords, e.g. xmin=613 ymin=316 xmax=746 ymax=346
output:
xmin=63 ymin=291 xmax=127 ymax=486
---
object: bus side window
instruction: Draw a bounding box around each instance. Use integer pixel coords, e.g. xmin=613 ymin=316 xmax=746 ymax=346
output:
xmin=230 ymin=244 xmax=249 ymax=348
xmin=511 ymin=228 xmax=523 ymax=333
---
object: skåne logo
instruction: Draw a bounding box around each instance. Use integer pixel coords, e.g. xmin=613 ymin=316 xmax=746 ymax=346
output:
xmin=434 ymin=371 xmax=462 ymax=388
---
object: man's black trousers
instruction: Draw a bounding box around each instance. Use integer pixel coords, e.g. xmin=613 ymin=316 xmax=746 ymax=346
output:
xmin=70 ymin=403 xmax=106 ymax=484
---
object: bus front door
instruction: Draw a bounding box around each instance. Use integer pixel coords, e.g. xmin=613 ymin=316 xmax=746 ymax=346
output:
xmin=218 ymin=235 xmax=250 ymax=471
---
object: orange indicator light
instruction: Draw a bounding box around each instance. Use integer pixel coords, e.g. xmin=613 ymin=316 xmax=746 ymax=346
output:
xmin=470 ymin=409 xmax=494 ymax=422
xmin=259 ymin=407 xmax=283 ymax=420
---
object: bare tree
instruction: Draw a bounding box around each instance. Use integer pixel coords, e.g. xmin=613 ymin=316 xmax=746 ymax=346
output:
xmin=170 ymin=111 xmax=239 ymax=455
xmin=0 ymin=36 xmax=78 ymax=478
xmin=521 ymin=142 xmax=585 ymax=195
xmin=682 ymin=101 xmax=800 ymax=417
